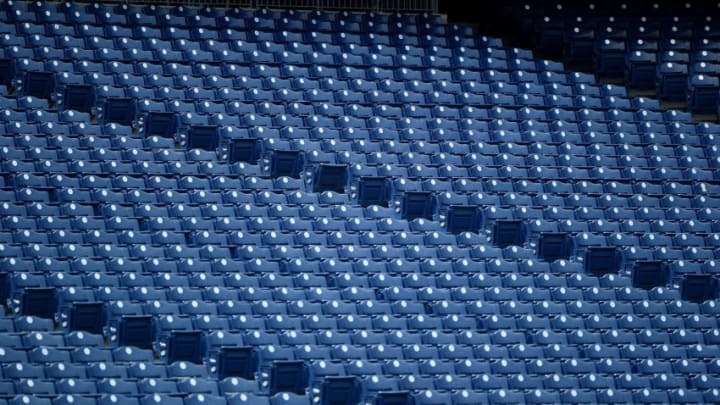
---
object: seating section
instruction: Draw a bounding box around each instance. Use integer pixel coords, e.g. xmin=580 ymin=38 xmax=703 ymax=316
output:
xmin=497 ymin=0 xmax=720 ymax=114
xmin=0 ymin=0 xmax=718 ymax=404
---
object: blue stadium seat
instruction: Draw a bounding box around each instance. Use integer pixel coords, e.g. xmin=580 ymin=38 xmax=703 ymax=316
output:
xmin=60 ymin=84 xmax=95 ymax=113
xmin=269 ymin=361 xmax=308 ymax=395
xmin=313 ymin=165 xmax=349 ymax=193
xmin=492 ymin=220 xmax=526 ymax=248
xmin=119 ymin=315 xmax=154 ymax=349
xmin=21 ymin=288 xmax=57 ymax=319
xmin=682 ymin=275 xmax=718 ymax=302
xmin=357 ymin=177 xmax=392 ymax=207
xmin=320 ymin=376 xmax=362 ymax=405
xmin=143 ymin=112 xmax=179 ymax=139
xmin=101 ymin=98 xmax=137 ymax=126
xmin=21 ymin=71 xmax=55 ymax=99
xmin=187 ymin=125 xmax=219 ymax=151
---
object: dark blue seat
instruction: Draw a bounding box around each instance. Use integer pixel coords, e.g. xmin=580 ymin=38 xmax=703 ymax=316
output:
xmin=217 ymin=347 xmax=258 ymax=380
xmin=144 ymin=112 xmax=179 ymax=139
xmin=68 ymin=302 xmax=105 ymax=334
xmin=187 ymin=125 xmax=219 ymax=151
xmin=119 ymin=315 xmax=154 ymax=349
xmin=227 ymin=139 xmax=262 ymax=164
xmin=271 ymin=151 xmax=305 ymax=178
xmin=492 ymin=220 xmax=526 ymax=248
xmin=269 ymin=360 xmax=308 ymax=395
xmin=682 ymin=275 xmax=718 ymax=302
xmin=60 ymin=84 xmax=95 ymax=112
xmin=375 ymin=391 xmax=415 ymax=405
xmin=357 ymin=177 xmax=392 ymax=207
xmin=102 ymin=97 xmax=137 ymax=125
xmin=585 ymin=247 xmax=622 ymax=276
xmin=446 ymin=206 xmax=483 ymax=234
xmin=22 ymin=71 xmax=55 ymax=99
xmin=632 ymin=261 xmax=670 ymax=290
xmin=320 ymin=376 xmax=362 ymax=405
xmin=21 ymin=287 xmax=57 ymax=319
xmin=313 ymin=164 xmax=348 ymax=193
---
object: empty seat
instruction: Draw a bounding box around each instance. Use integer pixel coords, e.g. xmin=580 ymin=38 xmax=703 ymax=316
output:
xmin=22 ymin=71 xmax=55 ymax=99
xmin=357 ymin=177 xmax=392 ymax=207
xmin=313 ymin=165 xmax=348 ymax=193
xmin=493 ymin=220 xmax=526 ymax=248
xmin=144 ymin=112 xmax=179 ymax=139
xmin=60 ymin=84 xmax=95 ymax=112
xmin=119 ymin=315 xmax=154 ymax=349
xmin=101 ymin=98 xmax=137 ymax=125
xmin=320 ymin=376 xmax=362 ymax=405
xmin=633 ymin=261 xmax=670 ymax=290
xmin=446 ymin=206 xmax=483 ymax=234
xmin=271 ymin=151 xmax=305 ymax=178
xmin=585 ymin=247 xmax=622 ymax=276
xmin=218 ymin=347 xmax=258 ymax=380
xmin=269 ymin=360 xmax=308 ymax=395
xmin=21 ymin=287 xmax=57 ymax=319
xmin=187 ymin=125 xmax=219 ymax=151
xmin=682 ymin=275 xmax=718 ymax=302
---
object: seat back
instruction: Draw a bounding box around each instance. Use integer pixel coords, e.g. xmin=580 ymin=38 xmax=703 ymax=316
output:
xmin=537 ymin=233 xmax=571 ymax=261
xmin=682 ymin=274 xmax=718 ymax=302
xmin=585 ymin=247 xmax=621 ymax=276
xmin=187 ymin=125 xmax=219 ymax=151
xmin=119 ymin=315 xmax=154 ymax=349
xmin=493 ymin=220 xmax=526 ymax=248
xmin=313 ymin=164 xmax=348 ymax=193
xmin=375 ymin=391 xmax=415 ymax=405
xmin=271 ymin=150 xmax=305 ymax=178
xmin=62 ymin=84 xmax=95 ymax=112
xmin=320 ymin=376 xmax=362 ymax=405
xmin=103 ymin=97 xmax=136 ymax=125
xmin=270 ymin=360 xmax=308 ymax=395
xmin=401 ymin=192 xmax=435 ymax=220
xmin=69 ymin=302 xmax=105 ymax=334
xmin=145 ymin=112 xmax=179 ymax=138
xmin=22 ymin=287 xmax=57 ymax=319
xmin=218 ymin=346 xmax=258 ymax=380
xmin=228 ymin=138 xmax=262 ymax=164
xmin=357 ymin=177 xmax=391 ymax=207
xmin=0 ymin=58 xmax=14 ymax=86
xmin=24 ymin=71 xmax=55 ymax=99
xmin=446 ymin=205 xmax=483 ymax=234
xmin=167 ymin=330 xmax=205 ymax=364
xmin=632 ymin=261 xmax=669 ymax=289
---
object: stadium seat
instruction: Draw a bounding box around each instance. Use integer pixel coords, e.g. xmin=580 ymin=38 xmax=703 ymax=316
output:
xmin=119 ymin=315 xmax=154 ymax=349
xmin=313 ymin=165 xmax=349 ymax=193
xmin=682 ymin=275 xmax=718 ymax=302
xmin=22 ymin=71 xmax=55 ymax=99
xmin=269 ymin=361 xmax=308 ymax=395
xmin=68 ymin=302 xmax=105 ymax=334
xmin=218 ymin=347 xmax=258 ymax=380
xmin=357 ymin=177 xmax=392 ymax=207
xmin=632 ymin=261 xmax=670 ymax=290
xmin=492 ymin=220 xmax=526 ymax=248
xmin=21 ymin=287 xmax=57 ymax=319
xmin=271 ymin=151 xmax=305 ymax=178
xmin=60 ymin=84 xmax=95 ymax=112
xmin=187 ymin=125 xmax=220 ymax=151
xmin=585 ymin=247 xmax=622 ymax=276
xmin=320 ymin=376 xmax=362 ymax=405
xmin=446 ymin=206 xmax=483 ymax=234
xmin=102 ymin=98 xmax=137 ymax=125
xmin=144 ymin=112 xmax=179 ymax=139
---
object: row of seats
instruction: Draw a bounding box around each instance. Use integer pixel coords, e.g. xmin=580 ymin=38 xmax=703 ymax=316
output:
xmin=501 ymin=0 xmax=720 ymax=113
